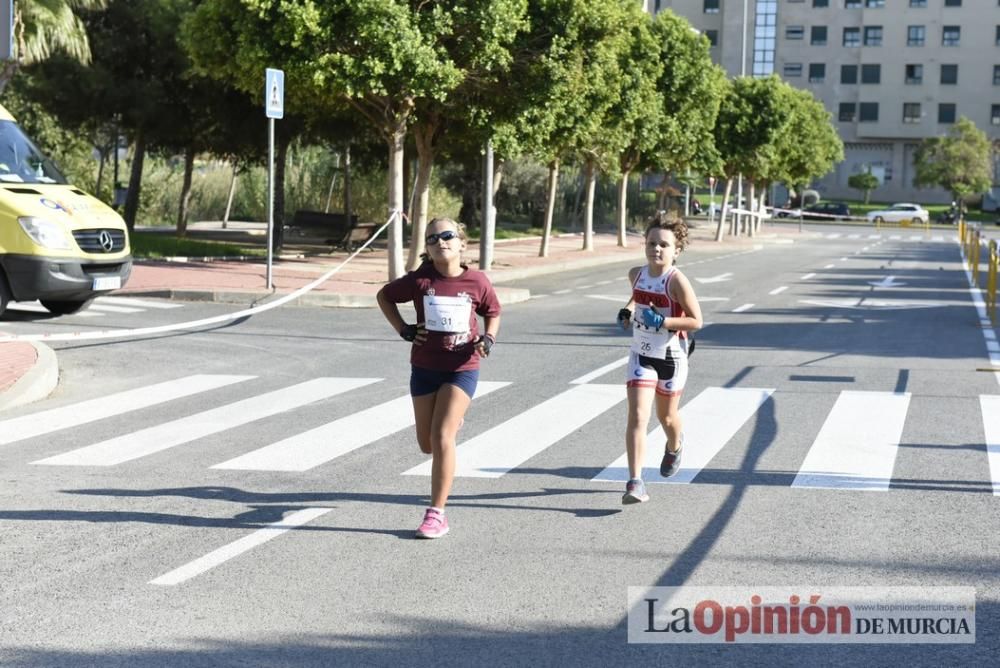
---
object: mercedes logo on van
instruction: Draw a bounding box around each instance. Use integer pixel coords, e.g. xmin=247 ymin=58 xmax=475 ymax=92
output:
xmin=98 ymin=230 xmax=114 ymax=252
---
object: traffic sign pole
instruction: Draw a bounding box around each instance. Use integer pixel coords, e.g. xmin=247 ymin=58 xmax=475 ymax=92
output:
xmin=264 ymin=68 xmax=285 ymax=290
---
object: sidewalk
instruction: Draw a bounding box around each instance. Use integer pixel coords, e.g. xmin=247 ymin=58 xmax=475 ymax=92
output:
xmin=0 ymin=221 xmax=803 ymax=409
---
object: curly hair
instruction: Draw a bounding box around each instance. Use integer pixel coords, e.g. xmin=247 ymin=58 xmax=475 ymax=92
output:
xmin=645 ymin=211 xmax=689 ymax=251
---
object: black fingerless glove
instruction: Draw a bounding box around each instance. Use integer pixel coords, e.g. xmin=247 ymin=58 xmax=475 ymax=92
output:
xmin=399 ymin=324 xmax=418 ymax=342
xmin=479 ymin=333 xmax=495 ymax=355
xmin=617 ymin=308 xmax=632 ymax=325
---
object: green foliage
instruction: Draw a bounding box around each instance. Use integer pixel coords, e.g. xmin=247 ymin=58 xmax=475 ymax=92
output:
xmin=769 ymin=85 xmax=843 ymax=188
xmin=913 ymin=117 xmax=993 ymax=201
xmin=713 ymin=76 xmax=793 ymax=180
xmin=130 ymin=231 xmax=264 ymax=258
xmin=847 ymin=171 xmax=880 ymax=204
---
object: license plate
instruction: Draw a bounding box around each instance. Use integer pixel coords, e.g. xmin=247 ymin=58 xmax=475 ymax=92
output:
xmin=92 ymin=276 xmax=121 ymax=291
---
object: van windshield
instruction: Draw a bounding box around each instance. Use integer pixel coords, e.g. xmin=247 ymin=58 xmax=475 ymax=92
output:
xmin=0 ymin=120 xmax=68 ymax=185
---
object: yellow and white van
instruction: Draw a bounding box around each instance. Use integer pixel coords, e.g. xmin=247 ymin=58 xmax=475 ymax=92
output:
xmin=0 ymin=103 xmax=131 ymax=317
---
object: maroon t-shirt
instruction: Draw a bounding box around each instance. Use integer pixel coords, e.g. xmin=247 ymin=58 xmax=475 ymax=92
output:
xmin=381 ymin=263 xmax=501 ymax=371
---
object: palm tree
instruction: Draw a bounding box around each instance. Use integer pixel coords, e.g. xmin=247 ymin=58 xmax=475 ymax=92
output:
xmin=0 ymin=0 xmax=107 ymax=93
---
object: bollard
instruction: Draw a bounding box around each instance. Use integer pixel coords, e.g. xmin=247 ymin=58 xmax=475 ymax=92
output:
xmin=988 ymin=239 xmax=998 ymax=325
xmin=971 ymin=228 xmax=981 ymax=287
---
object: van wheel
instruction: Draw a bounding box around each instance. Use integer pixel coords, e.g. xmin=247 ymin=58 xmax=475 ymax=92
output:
xmin=40 ymin=298 xmax=94 ymax=315
xmin=0 ymin=273 xmax=11 ymax=318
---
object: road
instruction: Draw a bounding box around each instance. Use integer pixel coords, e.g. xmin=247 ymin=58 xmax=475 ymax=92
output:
xmin=0 ymin=226 xmax=998 ymax=666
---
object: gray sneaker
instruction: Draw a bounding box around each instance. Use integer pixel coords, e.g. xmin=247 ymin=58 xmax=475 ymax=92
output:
xmin=622 ymin=478 xmax=649 ymax=504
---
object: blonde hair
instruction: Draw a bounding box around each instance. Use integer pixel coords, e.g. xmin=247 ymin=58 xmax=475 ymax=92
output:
xmin=645 ymin=211 xmax=689 ymax=251
xmin=420 ymin=217 xmax=469 ymax=266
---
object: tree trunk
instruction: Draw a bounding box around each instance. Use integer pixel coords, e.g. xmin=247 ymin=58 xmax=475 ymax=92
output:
xmin=222 ymin=165 xmax=237 ymax=228
xmin=344 ymin=145 xmax=352 ymax=242
xmin=176 ymin=146 xmax=195 ymax=237
xmin=714 ymin=177 xmax=733 ymax=242
xmin=616 ymin=170 xmax=630 ymax=248
xmin=95 ymin=149 xmax=106 ymax=197
xmin=386 ymin=121 xmax=406 ymax=279
xmin=747 ymin=180 xmax=757 ymax=238
xmin=582 ymin=159 xmax=596 ymax=251
xmin=756 ymin=188 xmax=766 ymax=234
xmin=571 ymin=168 xmax=584 ymax=231
xmin=123 ymin=131 xmax=146 ymax=232
xmin=458 ymin=159 xmax=479 ymax=229
xmin=539 ymin=159 xmax=559 ymax=258
xmin=272 ymin=132 xmax=290 ymax=252
xmin=407 ymin=122 xmax=437 ymax=272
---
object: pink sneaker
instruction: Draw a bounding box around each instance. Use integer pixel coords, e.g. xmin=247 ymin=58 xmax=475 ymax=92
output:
xmin=415 ymin=508 xmax=449 ymax=539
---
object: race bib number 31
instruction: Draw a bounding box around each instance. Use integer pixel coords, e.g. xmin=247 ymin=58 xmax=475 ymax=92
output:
xmin=424 ymin=295 xmax=472 ymax=333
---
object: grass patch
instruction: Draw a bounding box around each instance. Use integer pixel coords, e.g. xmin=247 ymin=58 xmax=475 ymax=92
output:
xmin=130 ymin=231 xmax=265 ymax=259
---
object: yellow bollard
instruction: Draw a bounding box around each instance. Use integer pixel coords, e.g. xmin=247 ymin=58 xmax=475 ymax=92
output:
xmin=988 ymin=240 xmax=998 ymax=324
xmin=971 ymin=229 xmax=981 ymax=287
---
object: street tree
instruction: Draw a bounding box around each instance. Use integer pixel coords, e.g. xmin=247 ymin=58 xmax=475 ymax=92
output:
xmin=847 ymin=170 xmax=879 ymax=204
xmin=914 ymin=116 xmax=993 ymax=205
xmin=0 ymin=0 xmax=107 ymax=93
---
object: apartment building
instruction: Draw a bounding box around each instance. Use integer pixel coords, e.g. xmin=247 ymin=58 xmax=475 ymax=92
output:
xmin=646 ymin=0 xmax=1000 ymax=204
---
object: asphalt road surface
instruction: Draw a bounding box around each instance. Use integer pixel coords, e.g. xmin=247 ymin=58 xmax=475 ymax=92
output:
xmin=1 ymin=226 xmax=997 ymax=666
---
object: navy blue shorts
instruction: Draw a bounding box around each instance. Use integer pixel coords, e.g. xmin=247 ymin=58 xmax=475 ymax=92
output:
xmin=410 ymin=366 xmax=479 ymax=398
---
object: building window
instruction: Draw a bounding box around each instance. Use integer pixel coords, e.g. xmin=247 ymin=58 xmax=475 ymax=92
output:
xmin=845 ymin=0 xmax=861 ymax=7
xmin=905 ymin=64 xmax=923 ymax=84
xmin=861 ymin=64 xmax=881 ymax=84
xmin=940 ymin=64 xmax=958 ymax=85
xmin=865 ymin=0 xmax=884 ymax=6
xmin=942 ymin=26 xmax=960 ymax=46
xmin=839 ymin=103 xmax=857 ymax=122
xmin=864 ymin=26 xmax=883 ymax=46
xmin=704 ymin=0 xmax=720 ymax=13
xmin=786 ymin=26 xmax=804 ymax=40
xmin=808 ymin=63 xmax=826 ymax=82
xmin=992 ymin=104 xmax=1000 ymax=126
xmin=751 ymin=0 xmax=778 ymax=78
xmin=909 ymin=0 xmax=926 ymax=6
xmin=944 ymin=0 xmax=961 ymax=6
xmin=813 ymin=0 xmax=829 ymax=6
xmin=907 ymin=26 xmax=925 ymax=46
xmin=811 ymin=26 xmax=827 ymax=45
xmin=844 ymin=27 xmax=861 ymax=47
xmin=938 ymin=103 xmax=956 ymax=124
xmin=994 ymin=65 xmax=1000 ymax=85
xmin=705 ymin=30 xmax=719 ymax=47
xmin=841 ymin=64 xmax=858 ymax=84
xmin=859 ymin=102 xmax=879 ymax=122
xmin=902 ymin=103 xmax=921 ymax=123
xmin=783 ymin=63 xmax=803 ymax=77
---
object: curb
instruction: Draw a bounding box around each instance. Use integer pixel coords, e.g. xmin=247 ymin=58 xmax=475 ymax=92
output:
xmin=0 ymin=341 xmax=58 ymax=411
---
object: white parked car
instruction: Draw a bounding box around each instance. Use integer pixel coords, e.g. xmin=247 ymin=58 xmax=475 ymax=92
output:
xmin=865 ymin=203 xmax=930 ymax=225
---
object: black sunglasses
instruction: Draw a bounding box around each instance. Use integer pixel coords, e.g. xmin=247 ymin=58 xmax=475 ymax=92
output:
xmin=425 ymin=230 xmax=458 ymax=245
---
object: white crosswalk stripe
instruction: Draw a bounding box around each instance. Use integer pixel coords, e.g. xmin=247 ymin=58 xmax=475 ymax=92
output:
xmin=592 ymin=387 xmax=774 ymax=484
xmin=0 ymin=374 xmax=254 ymax=445
xmin=32 ymin=378 xmax=380 ymax=467
xmin=403 ymin=383 xmax=625 ymax=478
xmin=95 ymin=296 xmax=183 ymax=309
xmin=792 ymin=391 xmax=910 ymax=491
xmin=981 ymin=396 xmax=1000 ymax=497
xmin=213 ymin=381 xmax=510 ymax=472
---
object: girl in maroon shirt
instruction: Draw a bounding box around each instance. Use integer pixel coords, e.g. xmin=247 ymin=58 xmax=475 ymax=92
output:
xmin=377 ymin=218 xmax=501 ymax=538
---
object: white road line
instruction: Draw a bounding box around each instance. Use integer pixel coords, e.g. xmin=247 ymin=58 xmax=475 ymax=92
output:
xmin=769 ymin=286 xmax=788 ymax=295
xmin=801 ymin=273 xmax=816 ymax=280
xmin=213 ymin=382 xmax=510 ymax=471
xmin=595 ymin=280 xmax=614 ymax=286
xmin=32 ymin=378 xmax=379 ymax=467
xmin=981 ymin=396 xmax=1000 ymax=496
xmin=848 ymin=234 xmax=860 ymax=239
xmin=577 ymin=284 xmax=595 ymax=290
xmin=87 ymin=304 xmax=144 ymax=314
xmin=592 ymin=387 xmax=775 ymax=483
xmin=0 ymin=375 xmax=255 ymax=445
xmin=8 ymin=303 xmax=49 ymax=313
xmin=95 ymin=296 xmax=183 ymax=309
xmin=403 ymin=384 xmax=624 ymax=478
xmin=149 ymin=507 xmax=333 ymax=586
xmin=890 ymin=235 xmax=902 ymax=240
xmin=571 ymin=357 xmax=629 ymax=385
xmin=840 ymin=257 xmax=848 ymax=261
xmin=585 ymin=295 xmax=626 ymax=302
xmin=792 ymin=391 xmax=910 ymax=492
xmin=530 ymin=294 xmax=549 ymax=299
xmin=824 ymin=264 xmax=835 ymax=269
xmin=827 ymin=233 xmax=841 ymax=239
xmin=553 ymin=289 xmax=572 ymax=295
xmin=868 ymin=234 xmax=881 ymax=239
xmin=732 ymin=303 xmax=754 ymax=313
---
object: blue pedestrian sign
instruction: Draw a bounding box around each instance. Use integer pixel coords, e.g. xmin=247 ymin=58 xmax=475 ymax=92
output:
xmin=265 ymin=68 xmax=284 ymax=119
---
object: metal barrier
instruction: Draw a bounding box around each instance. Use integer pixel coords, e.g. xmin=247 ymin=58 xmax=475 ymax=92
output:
xmin=874 ymin=215 xmax=930 ymax=234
